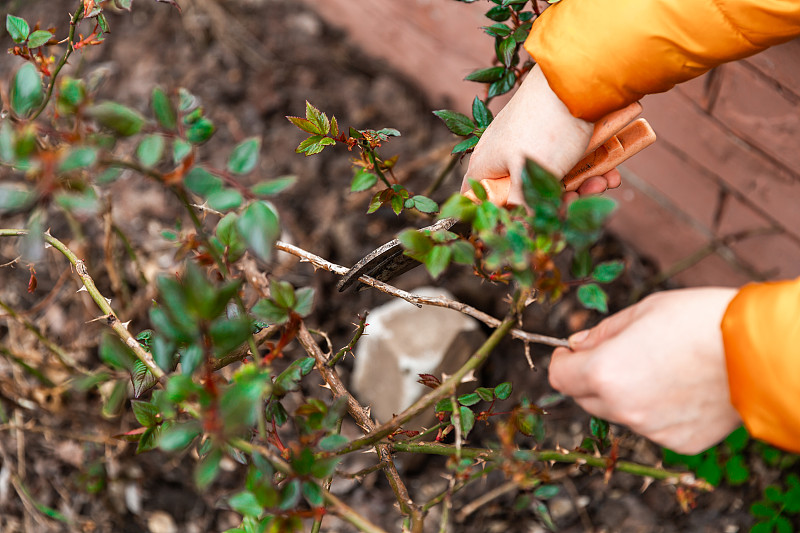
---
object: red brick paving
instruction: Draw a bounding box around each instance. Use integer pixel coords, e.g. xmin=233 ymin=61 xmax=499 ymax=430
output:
xmin=307 ymin=0 xmax=800 ymax=287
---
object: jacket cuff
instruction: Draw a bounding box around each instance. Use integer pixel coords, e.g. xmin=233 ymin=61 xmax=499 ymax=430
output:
xmin=722 ymin=279 xmax=800 ymax=452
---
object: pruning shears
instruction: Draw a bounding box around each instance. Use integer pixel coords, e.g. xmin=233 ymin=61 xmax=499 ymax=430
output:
xmin=337 ymin=102 xmax=656 ymax=292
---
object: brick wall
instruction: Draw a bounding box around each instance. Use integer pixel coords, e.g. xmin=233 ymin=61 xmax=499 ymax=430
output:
xmin=307 ymin=0 xmax=800 ymax=287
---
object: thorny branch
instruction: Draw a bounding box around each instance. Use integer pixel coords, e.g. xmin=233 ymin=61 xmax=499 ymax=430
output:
xmin=297 ymin=324 xmax=425 ymax=530
xmin=0 ymin=229 xmax=164 ymax=380
xmin=275 ymin=240 xmax=569 ymax=348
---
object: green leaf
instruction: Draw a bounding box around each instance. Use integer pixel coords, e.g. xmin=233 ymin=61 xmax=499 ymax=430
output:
xmin=0 ymin=122 xmax=14 ymax=163
xmin=251 ymin=176 xmax=297 ymax=196
xmin=210 ymin=317 xmax=253 ymax=358
xmin=27 ymin=30 xmax=53 ymax=48
xmin=398 ymin=229 xmax=432 ymax=257
xmin=185 ymin=167 xmax=223 ymax=196
xmin=100 ymin=333 xmax=135 ymax=371
xmin=59 ymin=147 xmax=98 ymax=172
xmin=452 ymin=135 xmax=479 ymax=154
xmin=412 ymin=195 xmax=438 ymax=214
xmin=567 ymin=197 xmax=617 ymax=232
xmin=496 ymin=36 xmax=517 ymax=68
xmin=56 ymin=77 xmax=86 ymax=114
xmin=295 ymin=134 xmax=335 ymax=156
xmin=87 ymin=102 xmax=145 ymax=136
xmin=450 ymin=240 xmax=475 ymax=265
xmin=195 ymin=447 xmax=222 ymax=489
xmin=131 ymin=400 xmax=160 ymax=427
xmin=472 ymin=97 xmax=493 ymax=128
xmin=173 ymin=139 xmax=192 ymax=164
xmin=294 ymin=287 xmax=314 ymax=317
xmin=485 ymin=5 xmax=511 ymax=21
xmin=424 ymin=245 xmax=451 ymax=279
xmin=775 ymin=516 xmax=794 ymax=533
xmin=494 ymin=382 xmax=512 ymax=400
xmin=136 ymin=134 xmax=165 ymax=168
xmin=724 ymin=455 xmax=749 ymax=485
xmin=279 ymin=478 xmax=301 ymax=510
xmin=577 ymin=283 xmax=608 ymax=313
xmin=319 ymin=434 xmax=348 ymax=451
xmin=152 ymin=87 xmax=177 ymax=131
xmin=724 ymin=425 xmax=749 ymax=453
xmin=186 ymin=117 xmax=215 ymax=144
xmin=6 ymin=15 xmax=29 ymax=43
xmin=11 ymin=63 xmax=43 ymax=118
xmin=533 ymin=485 xmax=560 ymax=500
xmin=592 ymin=260 xmax=624 ymax=283
xmin=229 ymin=490 xmax=263 ymax=518
xmin=488 ymin=70 xmax=516 ymax=98
xmin=589 ymin=416 xmax=610 ymax=441
xmin=251 ymin=299 xmax=289 ymax=325
xmin=483 ymin=22 xmax=511 ymax=38
xmin=464 ymin=66 xmax=505 ymax=83
xmin=521 ymin=158 xmax=562 ymax=207
xmin=302 ymin=481 xmax=324 ymax=508
xmin=159 ymin=421 xmax=202 ymax=452
xmin=305 ymin=101 xmax=330 ymax=135
xmin=389 ymin=194 xmax=405 ymax=215
xmin=286 ymin=116 xmax=321 ymax=135
xmin=750 ymin=502 xmax=776 ymax=519
xmin=476 ymin=387 xmax=495 ymax=402
xmin=270 ymin=280 xmax=296 ymax=309
xmin=131 ymin=359 xmax=158 ymax=397
xmin=435 ymin=398 xmax=453 ymax=413
xmin=459 ymin=406 xmax=475 ymax=437
xmin=228 ymin=137 xmax=261 ymax=175
xmin=206 ymin=189 xmax=243 ymax=211
xmin=458 ymin=393 xmax=481 ymax=406
xmin=179 ymin=344 xmax=203 ymax=376
xmin=571 ymin=248 xmax=592 ymax=278
xmin=351 ymin=169 xmax=378 ymax=192
xmin=217 ymin=213 xmax=247 ymax=262
xmin=433 ymin=110 xmax=475 ymax=136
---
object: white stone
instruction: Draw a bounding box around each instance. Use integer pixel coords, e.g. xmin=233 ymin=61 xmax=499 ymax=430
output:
xmin=351 ymin=287 xmax=482 ymax=425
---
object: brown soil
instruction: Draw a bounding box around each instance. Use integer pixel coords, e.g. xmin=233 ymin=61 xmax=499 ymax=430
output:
xmin=0 ymin=0 xmax=785 ymax=532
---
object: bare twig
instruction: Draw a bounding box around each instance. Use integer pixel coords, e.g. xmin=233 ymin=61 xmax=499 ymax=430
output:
xmin=275 ymin=240 xmax=568 ymax=348
xmin=456 ymin=480 xmax=518 ymax=521
xmin=297 ymin=325 xmax=423 ymax=525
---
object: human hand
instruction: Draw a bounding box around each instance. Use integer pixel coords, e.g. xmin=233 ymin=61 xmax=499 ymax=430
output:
xmin=462 ymin=64 xmax=620 ymax=206
xmin=549 ymin=288 xmax=742 ymax=455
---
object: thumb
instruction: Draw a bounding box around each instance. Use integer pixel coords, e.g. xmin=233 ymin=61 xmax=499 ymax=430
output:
xmin=567 ymin=304 xmax=638 ymax=351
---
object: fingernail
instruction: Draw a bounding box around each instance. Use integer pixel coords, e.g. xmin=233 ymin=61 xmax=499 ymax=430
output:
xmin=568 ymin=330 xmax=589 ymax=347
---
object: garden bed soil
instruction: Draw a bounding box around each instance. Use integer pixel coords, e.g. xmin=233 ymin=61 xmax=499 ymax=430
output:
xmin=0 ymin=0 xmax=784 ymax=531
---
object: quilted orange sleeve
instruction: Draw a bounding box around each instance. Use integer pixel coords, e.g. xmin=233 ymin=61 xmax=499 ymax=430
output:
xmin=722 ymin=279 xmax=800 ymax=452
xmin=525 ymin=0 xmax=800 ymax=121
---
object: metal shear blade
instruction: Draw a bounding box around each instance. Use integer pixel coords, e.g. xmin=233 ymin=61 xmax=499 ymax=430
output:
xmin=337 ymin=217 xmax=460 ymax=292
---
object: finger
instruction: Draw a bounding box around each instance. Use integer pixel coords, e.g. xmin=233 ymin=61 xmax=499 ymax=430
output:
xmin=562 ymin=190 xmax=579 ymax=205
xmin=567 ymin=304 xmax=639 ymax=351
xmin=548 ymin=347 xmax=598 ymax=398
xmin=575 ymin=175 xmax=610 ymax=196
xmin=604 ymin=168 xmax=622 ymax=189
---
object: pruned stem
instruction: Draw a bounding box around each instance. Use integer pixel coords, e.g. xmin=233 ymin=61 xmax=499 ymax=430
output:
xmin=275 ymin=240 xmax=568 ymax=348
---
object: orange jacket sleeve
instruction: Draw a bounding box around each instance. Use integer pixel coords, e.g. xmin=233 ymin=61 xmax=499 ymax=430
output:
xmin=525 ymin=0 xmax=800 ymax=121
xmin=524 ymin=0 xmax=800 ymax=451
xmin=722 ymin=279 xmax=800 ymax=452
